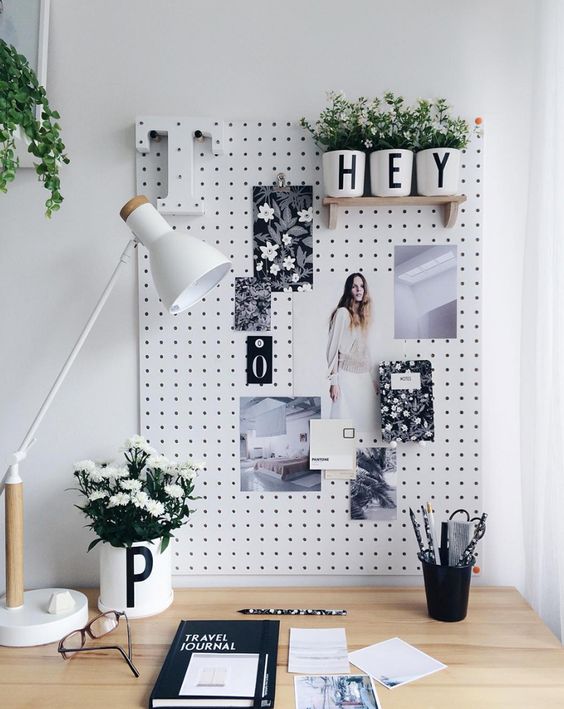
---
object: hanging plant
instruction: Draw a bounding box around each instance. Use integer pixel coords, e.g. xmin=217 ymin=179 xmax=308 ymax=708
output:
xmin=0 ymin=39 xmax=69 ymax=217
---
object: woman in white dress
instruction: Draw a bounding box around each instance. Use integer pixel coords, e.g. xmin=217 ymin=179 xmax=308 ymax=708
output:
xmin=327 ymin=273 xmax=379 ymax=433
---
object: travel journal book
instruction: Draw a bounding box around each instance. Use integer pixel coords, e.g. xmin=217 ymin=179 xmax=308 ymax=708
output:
xmin=149 ymin=619 xmax=280 ymax=709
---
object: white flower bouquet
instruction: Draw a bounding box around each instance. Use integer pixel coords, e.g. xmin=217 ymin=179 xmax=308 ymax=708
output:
xmin=73 ymin=435 xmax=201 ymax=553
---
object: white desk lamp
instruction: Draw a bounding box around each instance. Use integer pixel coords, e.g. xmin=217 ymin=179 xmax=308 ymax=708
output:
xmin=0 ymin=196 xmax=231 ymax=646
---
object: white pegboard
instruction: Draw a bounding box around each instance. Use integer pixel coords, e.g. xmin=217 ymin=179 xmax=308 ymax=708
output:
xmin=136 ymin=119 xmax=482 ymax=575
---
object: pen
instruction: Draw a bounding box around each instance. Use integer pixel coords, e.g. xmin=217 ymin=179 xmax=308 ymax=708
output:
xmin=409 ymin=507 xmax=425 ymax=555
xmin=426 ymin=501 xmax=440 ymax=564
xmin=420 ymin=504 xmax=436 ymax=564
xmin=238 ymin=608 xmax=347 ymax=616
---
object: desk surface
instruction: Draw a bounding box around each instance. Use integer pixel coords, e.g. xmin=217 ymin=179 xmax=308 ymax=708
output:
xmin=0 ymin=587 xmax=563 ymax=708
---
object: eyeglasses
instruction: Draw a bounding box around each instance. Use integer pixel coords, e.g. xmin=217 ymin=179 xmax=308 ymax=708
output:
xmin=58 ymin=610 xmax=139 ymax=677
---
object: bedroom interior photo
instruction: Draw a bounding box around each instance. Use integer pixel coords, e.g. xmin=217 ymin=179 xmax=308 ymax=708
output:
xmin=239 ymin=397 xmax=321 ymax=492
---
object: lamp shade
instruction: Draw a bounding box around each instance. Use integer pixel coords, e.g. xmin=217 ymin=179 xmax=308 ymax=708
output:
xmin=120 ymin=196 xmax=231 ymax=313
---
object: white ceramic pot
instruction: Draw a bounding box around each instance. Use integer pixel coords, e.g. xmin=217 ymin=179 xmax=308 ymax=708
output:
xmin=322 ymin=150 xmax=365 ymax=197
xmin=416 ymin=147 xmax=461 ymax=196
xmin=98 ymin=539 xmax=173 ymax=618
xmin=369 ymin=149 xmax=413 ymax=197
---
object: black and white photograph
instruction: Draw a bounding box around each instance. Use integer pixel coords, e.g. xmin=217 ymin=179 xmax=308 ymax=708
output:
xmin=394 ymin=245 xmax=458 ymax=339
xmin=351 ymin=448 xmax=397 ymax=521
xmin=294 ymin=675 xmax=381 ymax=709
xmin=234 ymin=277 xmax=271 ymax=331
xmin=252 ymin=185 xmax=313 ymax=291
xmin=379 ymin=360 xmax=435 ymax=443
xmin=240 ymin=397 xmax=321 ymax=492
xmin=293 ymin=272 xmax=383 ymax=435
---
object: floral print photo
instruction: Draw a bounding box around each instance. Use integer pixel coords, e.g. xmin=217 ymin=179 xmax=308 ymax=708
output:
xmin=379 ymin=360 xmax=435 ymax=443
xmin=234 ymin=277 xmax=271 ymax=331
xmin=252 ymin=185 xmax=313 ymax=292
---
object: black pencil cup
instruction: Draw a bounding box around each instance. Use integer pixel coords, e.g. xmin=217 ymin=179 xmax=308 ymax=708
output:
xmin=421 ymin=558 xmax=473 ymax=622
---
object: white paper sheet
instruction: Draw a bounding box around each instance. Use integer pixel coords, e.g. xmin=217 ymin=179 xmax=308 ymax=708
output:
xmin=349 ymin=637 xmax=447 ymax=689
xmin=289 ymin=627 xmax=349 ymax=674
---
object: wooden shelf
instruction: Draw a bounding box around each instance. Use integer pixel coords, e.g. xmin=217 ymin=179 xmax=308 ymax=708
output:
xmin=322 ymin=195 xmax=467 ymax=229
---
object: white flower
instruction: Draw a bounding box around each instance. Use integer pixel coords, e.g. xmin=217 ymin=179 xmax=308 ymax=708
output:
xmin=257 ymin=203 xmax=275 ymax=222
xmin=415 ymin=417 xmax=421 ymax=424
xmin=122 ymin=435 xmax=156 ymax=455
xmin=88 ymin=490 xmax=107 ymax=502
xmin=102 ymin=465 xmax=129 ymax=480
xmin=297 ymin=207 xmax=313 ymax=223
xmin=270 ymin=263 xmax=280 ymax=275
xmin=283 ymin=286 xmax=293 ymax=292
xmin=291 ymin=273 xmax=300 ymax=283
xmin=259 ymin=242 xmax=279 ymax=262
xmin=74 ymin=460 xmax=96 ymax=474
xmin=132 ymin=491 xmax=150 ymax=508
xmin=282 ymin=256 xmax=295 ymax=271
xmin=401 ymin=424 xmax=408 ymax=432
xmin=297 ymin=283 xmax=312 ymax=292
xmin=144 ymin=499 xmax=165 ymax=517
xmin=282 ymin=233 xmax=292 ymax=246
xmin=384 ymin=424 xmax=392 ymax=431
xmin=256 ymin=260 xmax=264 ymax=271
xmin=108 ymin=492 xmax=131 ymax=507
xmin=120 ymin=479 xmax=142 ymax=492
xmin=88 ymin=467 xmax=106 ymax=483
xmin=148 ymin=455 xmax=171 ymax=470
xmin=164 ymin=484 xmax=184 ymax=499
xmin=364 ymin=139 xmax=373 ymax=149
xmin=174 ymin=460 xmax=202 ymax=480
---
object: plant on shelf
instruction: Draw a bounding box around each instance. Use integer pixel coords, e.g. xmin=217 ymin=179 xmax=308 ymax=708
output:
xmin=0 ymin=39 xmax=69 ymax=217
xmin=300 ymin=91 xmax=369 ymax=198
xmin=363 ymin=92 xmax=418 ymax=197
xmin=412 ymin=97 xmax=470 ymax=150
xmin=412 ymin=98 xmax=471 ymax=197
xmin=362 ymin=92 xmax=417 ymax=152
xmin=73 ymin=435 xmax=202 ymax=554
xmin=299 ymin=90 xmax=368 ymax=153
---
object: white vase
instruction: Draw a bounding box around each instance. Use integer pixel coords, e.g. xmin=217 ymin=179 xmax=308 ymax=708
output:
xmin=369 ymin=149 xmax=413 ymax=197
xmin=98 ymin=539 xmax=173 ymax=618
xmin=322 ymin=150 xmax=365 ymax=198
xmin=416 ymin=147 xmax=461 ymax=196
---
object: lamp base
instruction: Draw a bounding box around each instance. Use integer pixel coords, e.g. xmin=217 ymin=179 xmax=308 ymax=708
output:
xmin=0 ymin=589 xmax=89 ymax=647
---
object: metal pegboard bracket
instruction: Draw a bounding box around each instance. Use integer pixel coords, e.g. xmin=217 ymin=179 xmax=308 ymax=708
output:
xmin=135 ymin=116 xmax=225 ymax=216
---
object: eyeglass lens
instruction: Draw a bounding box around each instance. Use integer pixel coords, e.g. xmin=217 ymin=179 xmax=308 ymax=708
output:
xmin=89 ymin=613 xmax=119 ymax=638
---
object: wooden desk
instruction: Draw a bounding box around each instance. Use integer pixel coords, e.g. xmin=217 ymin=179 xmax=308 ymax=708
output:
xmin=0 ymin=587 xmax=563 ymax=708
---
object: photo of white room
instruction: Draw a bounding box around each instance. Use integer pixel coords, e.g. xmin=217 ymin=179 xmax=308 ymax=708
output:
xmin=394 ymin=245 xmax=458 ymax=339
xmin=240 ymin=397 xmax=321 ymax=492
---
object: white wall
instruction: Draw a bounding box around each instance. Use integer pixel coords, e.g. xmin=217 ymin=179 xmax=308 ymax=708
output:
xmin=0 ymin=0 xmax=533 ymax=590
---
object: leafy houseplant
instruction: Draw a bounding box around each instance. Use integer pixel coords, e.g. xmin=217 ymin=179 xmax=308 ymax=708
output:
xmin=412 ymin=98 xmax=471 ymax=196
xmin=412 ymin=98 xmax=470 ymax=150
xmin=73 ymin=435 xmax=202 ymax=554
xmin=362 ymin=92 xmax=417 ymax=152
xmin=300 ymin=92 xmax=369 ymax=197
xmin=364 ymin=92 xmax=418 ymax=197
xmin=0 ymin=39 xmax=69 ymax=217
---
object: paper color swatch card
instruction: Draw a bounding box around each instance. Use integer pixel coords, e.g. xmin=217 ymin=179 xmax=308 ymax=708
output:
xmin=349 ymin=637 xmax=447 ymax=689
xmin=288 ymin=628 xmax=349 ymax=674
xmin=309 ymin=419 xmax=356 ymax=473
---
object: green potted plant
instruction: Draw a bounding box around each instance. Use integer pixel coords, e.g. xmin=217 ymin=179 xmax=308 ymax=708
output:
xmin=300 ymin=91 xmax=368 ymax=198
xmin=363 ymin=92 xmax=417 ymax=197
xmin=73 ymin=435 xmax=202 ymax=617
xmin=412 ymin=98 xmax=470 ymax=196
xmin=0 ymin=39 xmax=69 ymax=216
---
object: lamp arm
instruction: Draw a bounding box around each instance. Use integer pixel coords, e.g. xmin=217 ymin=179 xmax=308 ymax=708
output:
xmin=1 ymin=238 xmax=137 ymax=494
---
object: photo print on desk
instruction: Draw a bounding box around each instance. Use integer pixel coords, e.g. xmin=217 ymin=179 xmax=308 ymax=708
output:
xmin=234 ymin=277 xmax=271 ymax=331
xmin=295 ymin=675 xmax=381 ymax=709
xmin=293 ymin=272 xmax=382 ymax=435
xmin=351 ymin=448 xmax=397 ymax=521
xmin=252 ymin=185 xmax=313 ymax=292
xmin=379 ymin=360 xmax=435 ymax=443
xmin=394 ymin=245 xmax=458 ymax=339
xmin=240 ymin=396 xmax=321 ymax=492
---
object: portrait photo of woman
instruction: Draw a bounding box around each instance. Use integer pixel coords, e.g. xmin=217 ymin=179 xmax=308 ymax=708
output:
xmin=327 ymin=273 xmax=379 ymax=433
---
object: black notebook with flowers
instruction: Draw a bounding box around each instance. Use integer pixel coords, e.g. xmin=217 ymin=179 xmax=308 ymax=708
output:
xmin=149 ymin=619 xmax=279 ymax=709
